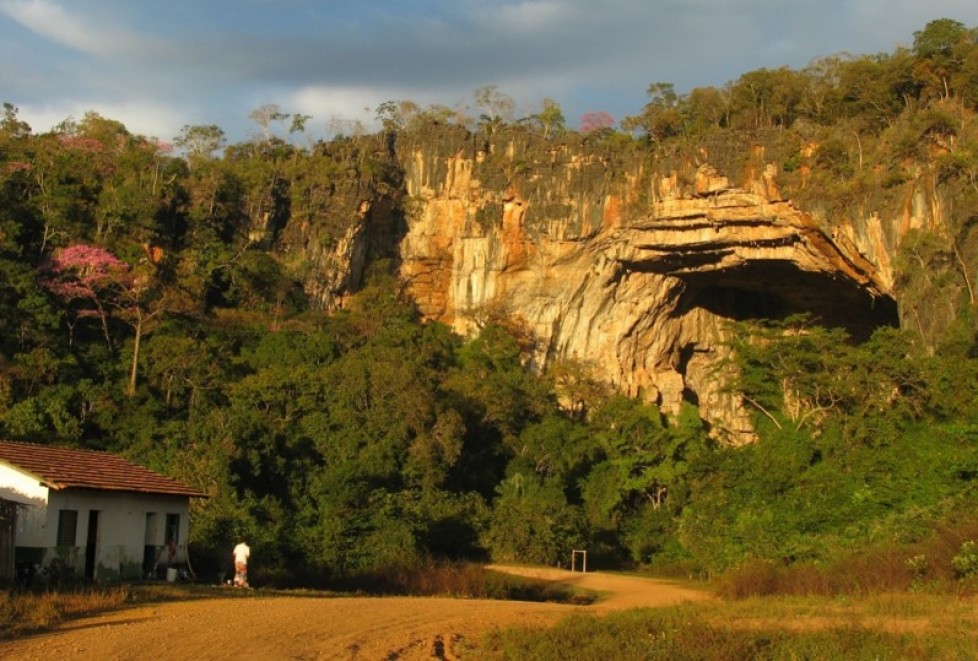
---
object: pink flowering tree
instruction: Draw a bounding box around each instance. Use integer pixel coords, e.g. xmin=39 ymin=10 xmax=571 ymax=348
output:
xmin=41 ymin=244 xmax=167 ymax=396
xmin=579 ymin=111 xmax=616 ymax=135
xmin=41 ymin=244 xmax=131 ymax=348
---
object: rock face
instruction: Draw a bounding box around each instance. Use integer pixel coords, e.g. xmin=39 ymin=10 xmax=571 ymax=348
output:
xmin=392 ymin=130 xmax=896 ymax=440
xmin=276 ymin=128 xmax=898 ymax=439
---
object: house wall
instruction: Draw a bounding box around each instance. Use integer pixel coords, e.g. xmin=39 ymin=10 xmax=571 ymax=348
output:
xmin=1 ymin=461 xmax=200 ymax=581
xmin=0 ymin=464 xmax=48 ymax=506
xmin=0 ymin=463 xmax=49 ymax=549
xmin=43 ymin=489 xmax=192 ymax=580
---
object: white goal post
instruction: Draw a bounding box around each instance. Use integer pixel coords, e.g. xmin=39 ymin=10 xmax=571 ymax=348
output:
xmin=571 ymin=549 xmax=587 ymax=573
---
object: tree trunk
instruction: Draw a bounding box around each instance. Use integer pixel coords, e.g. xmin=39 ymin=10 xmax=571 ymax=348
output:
xmin=127 ymin=314 xmax=143 ymax=397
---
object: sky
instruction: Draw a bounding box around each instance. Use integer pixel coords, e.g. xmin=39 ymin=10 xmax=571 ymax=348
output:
xmin=3 ymin=0 xmax=978 ymax=145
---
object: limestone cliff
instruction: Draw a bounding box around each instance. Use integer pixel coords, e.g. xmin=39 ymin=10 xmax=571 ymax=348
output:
xmin=274 ymin=128 xmax=901 ymax=439
xmin=387 ymin=129 xmax=895 ymax=439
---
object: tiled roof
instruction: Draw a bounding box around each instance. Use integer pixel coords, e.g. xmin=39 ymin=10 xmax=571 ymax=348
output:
xmin=0 ymin=440 xmax=208 ymax=498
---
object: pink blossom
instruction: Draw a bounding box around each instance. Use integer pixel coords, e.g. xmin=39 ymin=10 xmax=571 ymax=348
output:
xmin=40 ymin=244 xmax=132 ymax=303
xmin=579 ymin=111 xmax=616 ymax=134
xmin=57 ymin=135 xmax=106 ymax=152
xmin=2 ymin=161 xmax=31 ymax=173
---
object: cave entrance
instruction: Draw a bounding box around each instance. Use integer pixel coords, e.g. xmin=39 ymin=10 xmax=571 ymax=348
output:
xmin=682 ymin=286 xmax=789 ymax=323
xmin=676 ymin=343 xmax=700 ymax=406
xmin=677 ymin=262 xmax=899 ymax=341
xmin=670 ymin=264 xmax=899 ymax=411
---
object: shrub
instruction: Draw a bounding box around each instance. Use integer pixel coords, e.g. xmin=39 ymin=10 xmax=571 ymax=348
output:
xmin=952 ymin=541 xmax=978 ymax=579
xmin=906 ymin=553 xmax=930 ymax=589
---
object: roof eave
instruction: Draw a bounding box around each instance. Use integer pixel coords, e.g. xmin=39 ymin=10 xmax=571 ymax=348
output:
xmin=52 ymin=484 xmax=210 ymax=499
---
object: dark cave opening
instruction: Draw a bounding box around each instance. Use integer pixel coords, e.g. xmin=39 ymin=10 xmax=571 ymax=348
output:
xmin=676 ymin=262 xmax=899 ymax=341
xmin=676 ymin=343 xmax=700 ymax=406
xmin=670 ymin=263 xmax=899 ymax=410
xmin=685 ymin=286 xmax=788 ymax=322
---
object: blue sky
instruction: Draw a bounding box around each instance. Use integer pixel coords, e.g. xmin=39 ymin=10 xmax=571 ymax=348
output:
xmin=3 ymin=0 xmax=978 ymax=144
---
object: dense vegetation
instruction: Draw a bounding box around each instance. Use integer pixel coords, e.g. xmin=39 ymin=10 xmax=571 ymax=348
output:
xmin=2 ymin=18 xmax=978 ymax=586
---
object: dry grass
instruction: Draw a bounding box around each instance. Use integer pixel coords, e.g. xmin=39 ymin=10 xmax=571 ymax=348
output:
xmin=717 ymin=520 xmax=978 ymax=600
xmin=0 ymin=582 xmax=266 ymax=640
xmin=0 ymin=587 xmax=131 ymax=639
xmin=335 ymin=559 xmax=596 ymax=604
xmin=478 ymin=593 xmax=978 ymax=659
xmin=0 ymin=561 xmax=592 ymax=642
xmin=705 ymin=592 xmax=977 ymax=631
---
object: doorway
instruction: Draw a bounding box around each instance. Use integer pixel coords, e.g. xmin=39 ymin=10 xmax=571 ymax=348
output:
xmin=84 ymin=510 xmax=99 ymax=580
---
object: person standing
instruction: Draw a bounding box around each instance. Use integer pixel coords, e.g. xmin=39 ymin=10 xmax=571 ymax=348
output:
xmin=233 ymin=538 xmax=251 ymax=587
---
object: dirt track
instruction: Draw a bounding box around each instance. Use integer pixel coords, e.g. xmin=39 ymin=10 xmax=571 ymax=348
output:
xmin=0 ymin=566 xmax=710 ymax=660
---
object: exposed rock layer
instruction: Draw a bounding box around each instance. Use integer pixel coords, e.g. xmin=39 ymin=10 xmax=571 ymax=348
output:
xmin=389 ymin=131 xmax=896 ymax=438
xmin=277 ymin=129 xmax=900 ymax=437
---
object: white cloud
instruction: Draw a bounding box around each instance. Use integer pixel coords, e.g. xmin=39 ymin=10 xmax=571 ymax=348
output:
xmin=18 ymin=98 xmax=185 ymax=140
xmin=492 ymin=0 xmax=567 ymax=33
xmin=0 ymin=0 xmax=151 ymax=57
xmin=290 ymin=85 xmax=380 ymax=124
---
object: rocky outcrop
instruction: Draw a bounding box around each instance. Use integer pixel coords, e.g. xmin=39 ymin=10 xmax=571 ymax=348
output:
xmin=394 ymin=135 xmax=896 ymax=441
xmin=274 ymin=129 xmax=899 ymax=440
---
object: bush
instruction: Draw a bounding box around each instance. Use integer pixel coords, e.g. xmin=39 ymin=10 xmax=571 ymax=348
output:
xmin=486 ymin=475 xmax=585 ymax=565
xmin=952 ymin=541 xmax=978 ymax=579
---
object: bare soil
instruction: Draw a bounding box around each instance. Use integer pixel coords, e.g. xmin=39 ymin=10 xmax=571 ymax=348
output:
xmin=0 ymin=565 xmax=710 ymax=660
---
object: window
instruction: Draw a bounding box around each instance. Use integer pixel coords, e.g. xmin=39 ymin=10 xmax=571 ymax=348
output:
xmin=57 ymin=510 xmax=78 ymax=547
xmin=145 ymin=512 xmax=158 ymax=545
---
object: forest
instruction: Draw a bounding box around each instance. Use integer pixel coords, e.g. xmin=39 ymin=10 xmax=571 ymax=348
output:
xmin=2 ymin=18 xmax=978 ymax=584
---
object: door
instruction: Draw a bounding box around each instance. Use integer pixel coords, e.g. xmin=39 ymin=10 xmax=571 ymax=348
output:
xmin=0 ymin=501 xmax=14 ymax=581
xmin=84 ymin=510 xmax=99 ymax=580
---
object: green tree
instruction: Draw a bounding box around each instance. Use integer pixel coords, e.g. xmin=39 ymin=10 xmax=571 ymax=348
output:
xmin=582 ymin=398 xmax=701 ymax=523
xmin=487 ymin=472 xmax=584 ymax=564
xmin=375 ymin=100 xmax=413 ymax=133
xmin=533 ymin=98 xmax=566 ymax=138
xmin=249 ymin=104 xmax=290 ymax=143
xmin=911 ymin=17 xmax=978 ymax=103
xmin=683 ymin=86 xmax=728 ymax=132
xmin=174 ymin=125 xmax=226 ymax=163
xmin=473 ymin=85 xmax=515 ymax=133
xmin=623 ymin=82 xmax=684 ymax=143
xmin=1 ymin=102 xmax=31 ymax=139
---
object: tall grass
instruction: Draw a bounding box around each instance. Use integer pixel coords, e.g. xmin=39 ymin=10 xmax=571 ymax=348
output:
xmin=477 ymin=601 xmax=978 ymax=660
xmin=329 ymin=558 xmax=595 ymax=603
xmin=0 ymin=587 xmax=131 ymax=639
xmin=0 ymin=582 xmax=296 ymax=640
xmin=717 ymin=518 xmax=978 ymax=599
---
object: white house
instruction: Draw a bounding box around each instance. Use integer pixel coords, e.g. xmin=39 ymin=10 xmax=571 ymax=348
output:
xmin=0 ymin=440 xmax=208 ymax=581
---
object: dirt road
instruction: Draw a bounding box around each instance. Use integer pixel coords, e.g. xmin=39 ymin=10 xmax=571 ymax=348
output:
xmin=0 ymin=566 xmax=710 ymax=660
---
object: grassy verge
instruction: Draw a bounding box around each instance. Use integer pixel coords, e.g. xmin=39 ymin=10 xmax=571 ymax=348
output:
xmin=705 ymin=515 xmax=978 ymax=599
xmin=0 ymin=586 xmax=132 ymax=639
xmin=326 ymin=560 xmax=596 ymax=604
xmin=0 ymin=582 xmax=328 ymax=639
xmin=475 ymin=594 xmax=978 ymax=659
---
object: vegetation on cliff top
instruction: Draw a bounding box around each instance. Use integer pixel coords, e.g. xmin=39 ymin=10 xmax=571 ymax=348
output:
xmin=1 ymin=19 xmax=978 ymax=585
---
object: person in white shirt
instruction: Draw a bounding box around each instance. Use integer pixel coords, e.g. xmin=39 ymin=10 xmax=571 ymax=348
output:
xmin=232 ymin=539 xmax=251 ymax=587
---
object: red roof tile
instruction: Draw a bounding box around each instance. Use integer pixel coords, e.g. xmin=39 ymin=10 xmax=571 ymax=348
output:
xmin=0 ymin=440 xmax=208 ymax=498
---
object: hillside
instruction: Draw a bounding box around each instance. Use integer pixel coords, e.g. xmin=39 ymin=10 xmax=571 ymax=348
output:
xmin=1 ymin=18 xmax=978 ymax=580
